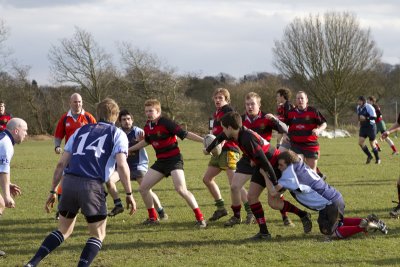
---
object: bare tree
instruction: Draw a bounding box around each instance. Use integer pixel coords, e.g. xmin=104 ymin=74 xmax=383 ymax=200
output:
xmin=48 ymin=27 xmax=116 ymax=106
xmin=273 ymin=11 xmax=382 ymax=126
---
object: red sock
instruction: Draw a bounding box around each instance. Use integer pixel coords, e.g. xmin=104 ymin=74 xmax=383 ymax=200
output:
xmin=343 ymin=217 xmax=362 ymax=226
xmin=279 ymin=195 xmax=288 ymax=218
xmin=391 ymin=145 xmax=397 ymax=152
xmin=193 ymin=208 xmax=204 ymax=221
xmin=336 ymin=226 xmax=364 ymax=238
xmin=147 ymin=208 xmax=158 ymax=221
xmin=231 ymin=205 xmax=241 ymax=218
xmin=282 ymin=200 xmax=307 ymax=218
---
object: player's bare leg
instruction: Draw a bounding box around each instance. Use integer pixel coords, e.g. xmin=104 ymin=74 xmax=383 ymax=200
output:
xmin=138 ymin=169 xmax=164 ymax=224
xmin=203 ymin=166 xmax=228 ymax=221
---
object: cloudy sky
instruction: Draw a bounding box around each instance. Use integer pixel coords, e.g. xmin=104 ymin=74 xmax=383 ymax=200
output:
xmin=1 ymin=0 xmax=399 ymax=85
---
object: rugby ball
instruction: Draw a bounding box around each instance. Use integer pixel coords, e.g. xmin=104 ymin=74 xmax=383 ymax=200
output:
xmin=203 ymin=134 xmax=222 ymax=156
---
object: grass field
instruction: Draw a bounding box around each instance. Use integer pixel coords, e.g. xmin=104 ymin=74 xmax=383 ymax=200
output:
xmin=1 ymin=136 xmax=400 ymax=266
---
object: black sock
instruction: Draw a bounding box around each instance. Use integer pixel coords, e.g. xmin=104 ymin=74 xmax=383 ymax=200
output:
xmin=78 ymin=237 xmax=102 ymax=267
xmin=28 ymin=230 xmax=64 ymax=265
xmin=114 ymin=198 xmax=123 ymax=207
xmin=372 ymin=147 xmax=380 ymax=160
xmin=362 ymin=145 xmax=372 ymax=157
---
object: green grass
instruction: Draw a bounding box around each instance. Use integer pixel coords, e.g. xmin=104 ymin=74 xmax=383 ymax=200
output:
xmin=1 ymin=136 xmax=400 ymax=266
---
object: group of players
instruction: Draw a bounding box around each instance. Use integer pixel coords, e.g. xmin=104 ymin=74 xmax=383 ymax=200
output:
xmin=0 ymin=88 xmax=398 ymax=266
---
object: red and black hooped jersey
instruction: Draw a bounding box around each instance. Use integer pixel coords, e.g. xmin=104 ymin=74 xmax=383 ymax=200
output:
xmin=212 ymin=104 xmax=239 ymax=152
xmin=277 ymin=101 xmax=294 ymax=122
xmin=237 ymin=127 xmax=279 ymax=183
xmin=0 ymin=113 xmax=12 ymax=131
xmin=144 ymin=116 xmax=187 ymax=159
xmin=242 ymin=111 xmax=279 ymax=141
xmin=285 ymin=106 xmax=326 ymax=151
xmin=372 ymin=104 xmax=383 ymax=122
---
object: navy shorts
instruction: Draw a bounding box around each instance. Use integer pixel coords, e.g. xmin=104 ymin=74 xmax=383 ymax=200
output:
xmin=359 ymin=125 xmax=377 ymax=141
xmin=151 ymin=154 xmax=184 ymax=177
xmin=130 ymin=170 xmax=147 ymax=181
xmin=58 ymin=174 xmax=107 ymax=221
xmin=317 ymin=197 xmax=345 ymax=235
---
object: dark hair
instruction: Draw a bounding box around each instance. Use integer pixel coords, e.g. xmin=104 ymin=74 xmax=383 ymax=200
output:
xmin=276 ymin=88 xmax=292 ymax=101
xmin=277 ymin=150 xmax=301 ymax=165
xmin=118 ymin=109 xmax=133 ymax=122
xmin=358 ymin=96 xmax=366 ymax=102
xmin=220 ymin=111 xmax=242 ymax=130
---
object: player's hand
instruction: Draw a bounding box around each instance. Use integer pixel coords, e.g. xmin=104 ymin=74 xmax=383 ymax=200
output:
xmin=45 ymin=193 xmax=56 ymax=213
xmin=55 ymin=146 xmax=62 ymax=154
xmin=136 ymin=131 xmax=145 ymax=141
xmin=10 ymin=183 xmax=21 ymax=197
xmin=128 ymin=149 xmax=136 ymax=156
xmin=4 ymin=195 xmax=15 ymax=208
xmin=126 ymin=195 xmax=137 ymax=215
xmin=265 ymin=113 xmax=277 ymax=121
xmin=381 ymin=131 xmax=389 ymax=140
xmin=312 ymin=128 xmax=320 ymax=136
xmin=359 ymin=115 xmax=366 ymax=121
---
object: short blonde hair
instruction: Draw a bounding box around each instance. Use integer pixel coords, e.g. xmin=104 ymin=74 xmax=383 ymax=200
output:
xmin=96 ymin=98 xmax=119 ymax=123
xmin=213 ymin=88 xmax=230 ymax=103
xmin=245 ymin=92 xmax=261 ymax=106
xmin=144 ymin=99 xmax=161 ymax=112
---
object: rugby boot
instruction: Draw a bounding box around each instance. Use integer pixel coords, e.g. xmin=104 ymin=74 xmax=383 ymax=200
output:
xmin=208 ymin=208 xmax=228 ymax=221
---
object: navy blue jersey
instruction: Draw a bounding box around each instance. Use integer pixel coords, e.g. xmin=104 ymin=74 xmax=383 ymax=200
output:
xmin=125 ymin=126 xmax=148 ymax=171
xmin=64 ymin=122 xmax=129 ymax=182
xmin=356 ymin=103 xmax=376 ymax=128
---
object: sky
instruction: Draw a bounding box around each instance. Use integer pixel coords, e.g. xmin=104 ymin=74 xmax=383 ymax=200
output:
xmin=0 ymin=0 xmax=400 ymax=86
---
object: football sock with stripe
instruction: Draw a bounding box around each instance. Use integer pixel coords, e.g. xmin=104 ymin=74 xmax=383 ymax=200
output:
xmin=113 ymin=198 xmax=123 ymax=207
xmin=244 ymin=202 xmax=252 ymax=215
xmin=343 ymin=217 xmax=362 ymax=226
xmin=279 ymin=195 xmax=289 ymax=219
xmin=157 ymin=207 xmax=165 ymax=217
xmin=215 ymin=199 xmax=225 ymax=210
xmin=78 ymin=237 xmax=102 ymax=267
xmin=282 ymin=200 xmax=307 ymax=218
xmin=27 ymin=230 xmax=64 ymax=265
xmin=250 ymin=202 xmax=269 ymax=234
xmin=147 ymin=208 xmax=158 ymax=221
xmin=335 ymin=226 xmax=364 ymax=238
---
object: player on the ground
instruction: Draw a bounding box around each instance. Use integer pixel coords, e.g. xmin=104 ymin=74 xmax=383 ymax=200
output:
xmin=203 ymin=88 xmax=243 ymax=222
xmin=381 ymin=112 xmax=400 ymax=217
xmin=53 ymin=93 xmax=96 ymax=219
xmin=222 ymin=92 xmax=294 ymax=227
xmin=367 ymin=96 xmax=398 ymax=155
xmin=356 ymin=96 xmax=380 ymax=164
xmin=25 ymin=98 xmax=136 ymax=267
xmin=219 ymin=111 xmax=312 ymax=240
xmin=128 ymin=99 xmax=206 ymax=228
xmin=265 ymin=150 xmax=388 ymax=240
xmin=106 ymin=109 xmax=167 ymax=220
xmin=0 ymin=118 xmax=27 ymax=257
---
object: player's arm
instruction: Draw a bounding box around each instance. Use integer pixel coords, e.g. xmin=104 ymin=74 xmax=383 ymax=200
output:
xmin=45 ymin=151 xmax=72 ymax=213
xmin=265 ymin=113 xmax=288 ymax=134
xmin=185 ymin=131 xmax=204 ymax=143
xmin=116 ymin=153 xmax=136 ymax=215
xmin=205 ymin=132 xmax=227 ymax=153
xmin=253 ymin=149 xmax=278 ymax=185
xmin=0 ymin=172 xmax=14 ymax=208
xmin=128 ymin=139 xmax=148 ymax=155
xmin=54 ymin=116 xmax=66 ymax=154
xmin=382 ymin=119 xmax=400 ymax=139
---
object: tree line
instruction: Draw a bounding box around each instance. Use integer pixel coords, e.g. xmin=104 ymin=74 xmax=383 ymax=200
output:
xmin=0 ymin=11 xmax=399 ymax=135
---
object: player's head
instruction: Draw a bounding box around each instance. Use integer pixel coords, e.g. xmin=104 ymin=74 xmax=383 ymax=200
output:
xmin=0 ymin=100 xmax=5 ymax=115
xmin=118 ymin=109 xmax=133 ymax=130
xmin=144 ymin=99 xmax=161 ymax=121
xmin=277 ymin=150 xmax=301 ymax=172
xmin=367 ymin=96 xmax=376 ymax=104
xmin=220 ymin=111 xmax=242 ymax=138
xmin=96 ymin=98 xmax=119 ymax=123
xmin=213 ymin=88 xmax=230 ymax=108
xmin=245 ymin=92 xmax=261 ymax=116
xmin=296 ymin=91 xmax=308 ymax=109
xmin=6 ymin=118 xmax=28 ymax=144
xmin=358 ymin=96 xmax=366 ymax=106
xmin=276 ymin=88 xmax=292 ymax=104
xmin=70 ymin=93 xmax=83 ymax=114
